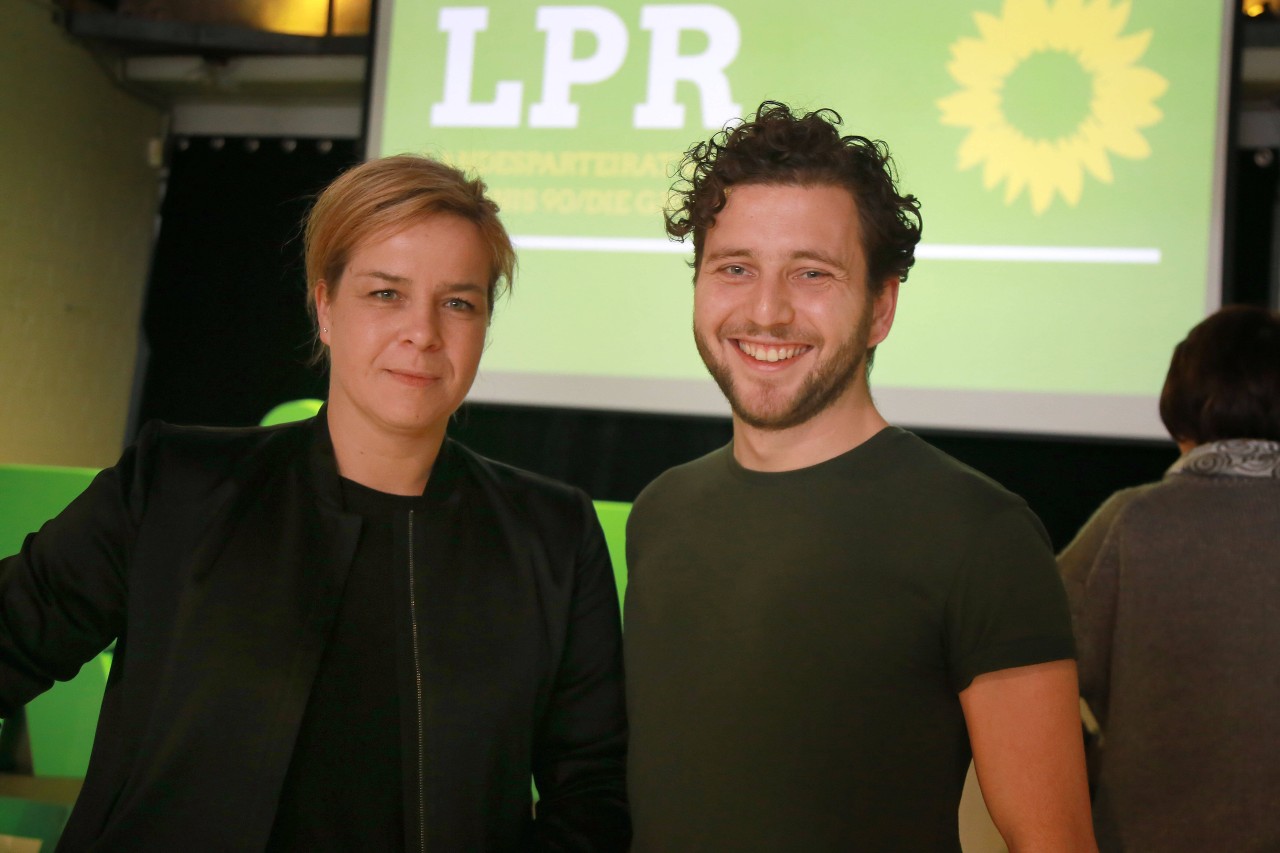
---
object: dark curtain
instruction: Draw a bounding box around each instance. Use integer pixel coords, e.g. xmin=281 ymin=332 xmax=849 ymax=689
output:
xmin=134 ymin=135 xmax=360 ymax=430
xmin=1230 ymin=147 xmax=1279 ymax=306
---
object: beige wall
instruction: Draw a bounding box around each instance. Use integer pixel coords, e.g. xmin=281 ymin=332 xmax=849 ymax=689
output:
xmin=0 ymin=3 xmax=164 ymax=467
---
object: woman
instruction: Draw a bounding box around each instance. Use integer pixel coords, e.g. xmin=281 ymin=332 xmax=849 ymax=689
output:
xmin=0 ymin=156 xmax=629 ymax=851
xmin=1058 ymin=305 xmax=1280 ymax=852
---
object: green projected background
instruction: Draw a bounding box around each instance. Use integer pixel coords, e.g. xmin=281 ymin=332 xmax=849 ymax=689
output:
xmin=369 ymin=0 xmax=1229 ymax=438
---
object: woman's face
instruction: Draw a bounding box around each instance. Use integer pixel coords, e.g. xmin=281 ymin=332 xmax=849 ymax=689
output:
xmin=315 ymin=214 xmax=491 ymax=443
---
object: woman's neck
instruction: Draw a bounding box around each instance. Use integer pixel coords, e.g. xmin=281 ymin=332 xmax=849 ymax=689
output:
xmin=325 ymin=407 xmax=444 ymax=496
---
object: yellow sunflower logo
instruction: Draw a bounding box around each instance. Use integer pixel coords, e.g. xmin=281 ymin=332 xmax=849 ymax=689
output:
xmin=937 ymin=0 xmax=1169 ymax=214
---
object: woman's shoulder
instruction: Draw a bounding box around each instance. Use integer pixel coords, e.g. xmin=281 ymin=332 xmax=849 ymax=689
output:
xmin=442 ymin=440 xmax=601 ymax=535
xmin=127 ymin=418 xmax=315 ymax=495
xmin=1058 ymin=481 xmax=1162 ymax=566
xmin=139 ymin=417 xmax=309 ymax=461
xmin=1096 ymin=480 xmax=1164 ymax=520
xmin=445 ymin=440 xmax=593 ymax=521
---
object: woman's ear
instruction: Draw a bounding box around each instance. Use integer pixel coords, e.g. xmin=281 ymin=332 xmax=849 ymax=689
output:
xmin=315 ymin=281 xmax=332 ymax=345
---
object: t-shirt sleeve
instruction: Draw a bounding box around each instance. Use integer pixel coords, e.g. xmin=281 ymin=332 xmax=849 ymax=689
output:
xmin=944 ymin=504 xmax=1076 ymax=692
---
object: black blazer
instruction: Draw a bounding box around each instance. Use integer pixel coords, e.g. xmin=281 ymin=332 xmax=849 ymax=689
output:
xmin=0 ymin=414 xmax=629 ymax=851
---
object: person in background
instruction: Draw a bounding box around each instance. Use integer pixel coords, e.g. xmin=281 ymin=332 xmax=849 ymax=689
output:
xmin=1059 ymin=304 xmax=1280 ymax=852
xmin=0 ymin=155 xmax=629 ymax=852
xmin=623 ymin=101 xmax=1095 ymax=852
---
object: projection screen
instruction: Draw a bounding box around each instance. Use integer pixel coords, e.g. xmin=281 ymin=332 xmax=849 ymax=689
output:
xmin=367 ymin=0 xmax=1233 ymax=439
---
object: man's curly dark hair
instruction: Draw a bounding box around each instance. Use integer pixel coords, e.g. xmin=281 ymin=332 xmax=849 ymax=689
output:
xmin=666 ymin=101 xmax=922 ymax=291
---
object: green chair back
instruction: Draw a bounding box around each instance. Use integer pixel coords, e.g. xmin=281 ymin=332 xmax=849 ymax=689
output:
xmin=0 ymin=464 xmax=108 ymax=778
xmin=0 ymin=465 xmax=99 ymax=558
xmin=260 ymin=398 xmax=323 ymax=427
xmin=592 ymin=500 xmax=630 ymax=608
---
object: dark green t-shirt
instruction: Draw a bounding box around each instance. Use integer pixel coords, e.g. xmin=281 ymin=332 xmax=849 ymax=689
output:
xmin=623 ymin=427 xmax=1074 ymax=852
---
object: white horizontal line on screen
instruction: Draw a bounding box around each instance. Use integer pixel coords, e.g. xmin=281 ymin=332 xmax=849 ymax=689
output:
xmin=511 ymin=235 xmax=1162 ymax=265
xmin=513 ymin=235 xmax=689 ymax=253
xmin=915 ymin=244 xmax=1162 ymax=264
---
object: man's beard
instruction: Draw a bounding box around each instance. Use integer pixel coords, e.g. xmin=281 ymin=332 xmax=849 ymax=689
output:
xmin=694 ymin=311 xmax=872 ymax=432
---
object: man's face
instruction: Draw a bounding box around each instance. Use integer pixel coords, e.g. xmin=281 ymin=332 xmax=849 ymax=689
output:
xmin=692 ymin=183 xmax=897 ymax=432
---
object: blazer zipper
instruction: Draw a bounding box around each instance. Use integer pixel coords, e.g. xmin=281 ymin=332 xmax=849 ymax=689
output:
xmin=408 ymin=510 xmax=426 ymax=852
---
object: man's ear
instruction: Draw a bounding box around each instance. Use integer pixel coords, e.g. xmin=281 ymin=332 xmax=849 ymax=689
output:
xmin=868 ymin=277 xmax=900 ymax=348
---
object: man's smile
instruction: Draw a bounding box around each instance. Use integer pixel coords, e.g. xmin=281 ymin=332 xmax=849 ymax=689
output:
xmin=734 ymin=339 xmax=813 ymax=364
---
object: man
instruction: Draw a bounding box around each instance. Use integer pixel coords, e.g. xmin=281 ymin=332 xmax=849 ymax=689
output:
xmin=624 ymin=102 xmax=1095 ymax=851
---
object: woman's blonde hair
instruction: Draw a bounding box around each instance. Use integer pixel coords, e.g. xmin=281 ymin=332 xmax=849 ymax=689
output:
xmin=304 ymin=155 xmax=516 ymax=352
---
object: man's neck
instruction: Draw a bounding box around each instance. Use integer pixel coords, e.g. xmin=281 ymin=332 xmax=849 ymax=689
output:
xmin=731 ymin=396 xmax=889 ymax=473
xmin=325 ymin=406 xmax=445 ymax=496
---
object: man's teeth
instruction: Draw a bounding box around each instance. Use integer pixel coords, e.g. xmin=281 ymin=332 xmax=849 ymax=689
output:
xmin=737 ymin=341 xmax=805 ymax=363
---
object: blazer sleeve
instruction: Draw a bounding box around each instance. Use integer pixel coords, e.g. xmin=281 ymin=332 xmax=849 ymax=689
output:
xmin=0 ymin=437 xmax=146 ymax=716
xmin=531 ymin=490 xmax=630 ymax=852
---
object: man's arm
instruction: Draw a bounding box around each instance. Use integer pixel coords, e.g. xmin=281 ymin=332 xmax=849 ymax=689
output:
xmin=959 ymin=659 xmax=1097 ymax=853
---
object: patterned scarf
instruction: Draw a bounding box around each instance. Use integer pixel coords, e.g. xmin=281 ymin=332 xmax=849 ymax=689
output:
xmin=1168 ymin=439 xmax=1280 ymax=479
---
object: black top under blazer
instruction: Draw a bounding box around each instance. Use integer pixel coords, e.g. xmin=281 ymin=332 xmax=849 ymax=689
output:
xmin=0 ymin=413 xmax=629 ymax=851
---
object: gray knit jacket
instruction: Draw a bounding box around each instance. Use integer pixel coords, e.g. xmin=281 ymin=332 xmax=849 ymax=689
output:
xmin=1058 ymin=440 xmax=1280 ymax=853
